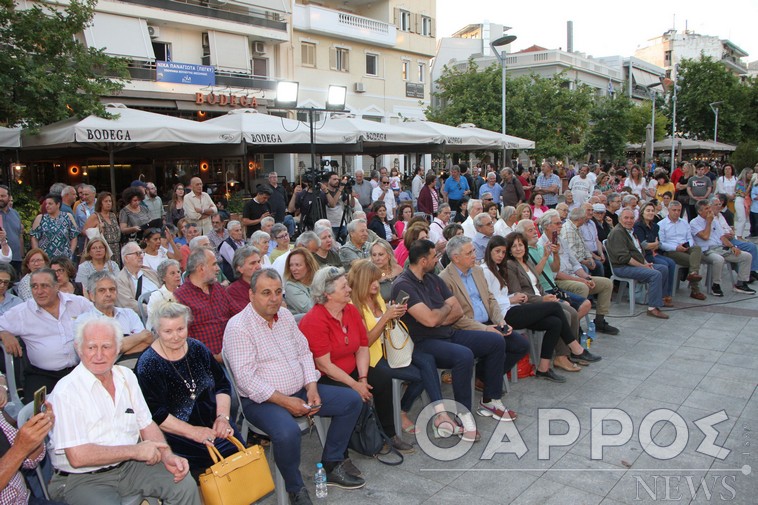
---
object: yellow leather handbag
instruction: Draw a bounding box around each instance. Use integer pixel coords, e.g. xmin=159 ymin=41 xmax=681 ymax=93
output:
xmin=199 ymin=436 xmax=275 ymax=505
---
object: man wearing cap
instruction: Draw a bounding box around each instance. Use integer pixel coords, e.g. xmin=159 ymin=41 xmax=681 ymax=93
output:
xmin=242 ymin=186 xmax=272 ymax=238
xmin=183 ymin=177 xmax=217 ymax=235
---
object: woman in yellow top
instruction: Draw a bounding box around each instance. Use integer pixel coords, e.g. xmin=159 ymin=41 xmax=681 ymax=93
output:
xmin=347 ymin=259 xmax=459 ymax=436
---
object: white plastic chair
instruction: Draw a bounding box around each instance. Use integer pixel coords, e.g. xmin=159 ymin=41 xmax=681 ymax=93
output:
xmin=2 ymin=342 xmax=23 ymax=418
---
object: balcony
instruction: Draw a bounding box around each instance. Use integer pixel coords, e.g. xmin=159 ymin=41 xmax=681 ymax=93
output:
xmin=121 ymin=0 xmax=287 ymax=32
xmin=127 ymin=63 xmax=277 ymax=90
xmin=293 ymin=3 xmax=396 ymax=47
xmin=505 ymin=49 xmax=623 ymax=81
xmin=721 ymin=55 xmax=748 ymax=75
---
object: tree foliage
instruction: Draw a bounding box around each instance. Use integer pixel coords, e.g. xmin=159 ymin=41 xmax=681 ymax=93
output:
xmin=626 ymin=99 xmax=669 ymax=144
xmin=730 ymin=141 xmax=758 ymax=171
xmin=0 ymin=0 xmax=128 ymax=129
xmin=673 ymin=55 xmax=745 ymax=143
xmin=426 ymin=62 xmax=594 ymax=159
xmin=584 ymin=95 xmax=634 ymax=161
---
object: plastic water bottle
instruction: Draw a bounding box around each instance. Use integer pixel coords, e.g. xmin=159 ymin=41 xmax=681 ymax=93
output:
xmin=580 ymin=332 xmax=588 ymax=350
xmin=314 ymin=462 xmax=328 ymax=499
xmin=587 ymin=321 xmax=596 ymax=340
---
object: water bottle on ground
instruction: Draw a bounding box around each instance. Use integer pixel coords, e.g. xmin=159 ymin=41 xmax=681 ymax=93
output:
xmin=580 ymin=331 xmax=588 ymax=349
xmin=314 ymin=462 xmax=328 ymax=499
xmin=587 ymin=321 xmax=596 ymax=340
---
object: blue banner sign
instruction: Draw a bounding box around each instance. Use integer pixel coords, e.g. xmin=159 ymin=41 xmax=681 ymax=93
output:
xmin=156 ymin=61 xmax=215 ymax=86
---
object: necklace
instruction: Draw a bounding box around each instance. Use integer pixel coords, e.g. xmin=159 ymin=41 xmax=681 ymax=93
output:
xmin=158 ymin=340 xmax=197 ymax=400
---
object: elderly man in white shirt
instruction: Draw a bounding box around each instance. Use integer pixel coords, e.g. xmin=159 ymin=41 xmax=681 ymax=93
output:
xmin=658 ymin=201 xmax=706 ymax=300
xmin=183 ymin=177 xmax=217 ymax=234
xmin=461 ymin=199 xmax=483 ymax=238
xmin=429 ymin=203 xmax=451 ymax=244
xmin=689 ymin=200 xmax=754 ymax=296
xmin=0 ymin=268 xmax=93 ymax=399
xmin=47 ymin=317 xmax=199 ymax=505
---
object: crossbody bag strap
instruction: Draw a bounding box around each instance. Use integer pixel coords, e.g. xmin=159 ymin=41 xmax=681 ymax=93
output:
xmin=527 ymin=250 xmax=559 ymax=291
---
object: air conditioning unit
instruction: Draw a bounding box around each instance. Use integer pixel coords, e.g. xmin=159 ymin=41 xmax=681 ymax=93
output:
xmin=253 ymin=41 xmax=265 ymax=54
xmin=201 ymin=32 xmax=210 ymax=49
xmin=148 ymin=25 xmax=160 ymax=39
xmin=354 ymin=82 xmax=366 ymax=93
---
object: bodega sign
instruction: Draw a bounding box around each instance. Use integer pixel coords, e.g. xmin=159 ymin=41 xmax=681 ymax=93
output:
xmin=195 ymin=93 xmax=258 ymax=108
xmin=83 ymin=129 xmax=132 ymax=141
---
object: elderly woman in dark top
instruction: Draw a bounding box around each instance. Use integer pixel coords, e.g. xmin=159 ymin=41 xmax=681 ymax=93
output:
xmin=225 ymin=246 xmax=263 ymax=313
xmin=136 ymin=301 xmax=240 ymax=478
xmin=313 ymin=225 xmax=341 ymax=267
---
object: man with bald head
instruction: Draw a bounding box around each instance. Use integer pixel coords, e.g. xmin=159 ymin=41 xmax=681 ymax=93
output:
xmin=183 ymin=177 xmax=217 ymax=234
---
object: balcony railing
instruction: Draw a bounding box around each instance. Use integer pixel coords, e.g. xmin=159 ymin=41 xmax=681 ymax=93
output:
xmin=293 ymin=3 xmax=396 ymax=47
xmin=505 ymin=49 xmax=622 ymax=80
xmin=127 ymin=63 xmax=277 ymax=90
xmin=121 ymin=0 xmax=287 ymax=31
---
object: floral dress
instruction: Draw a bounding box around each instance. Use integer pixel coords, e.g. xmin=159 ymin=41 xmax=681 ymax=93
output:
xmin=30 ymin=213 xmax=78 ymax=259
xmin=98 ymin=212 xmax=122 ymax=264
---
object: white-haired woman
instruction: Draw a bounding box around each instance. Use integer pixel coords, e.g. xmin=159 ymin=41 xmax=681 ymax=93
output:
xmin=147 ymin=259 xmax=182 ymax=329
xmin=136 ymin=301 xmax=240 ymax=479
xmin=313 ymin=225 xmax=341 ymax=267
xmin=249 ymin=230 xmax=272 ymax=268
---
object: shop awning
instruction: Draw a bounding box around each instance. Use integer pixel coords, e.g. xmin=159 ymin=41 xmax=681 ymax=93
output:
xmin=207 ymin=31 xmax=251 ymax=74
xmin=632 ymin=68 xmax=661 ymax=88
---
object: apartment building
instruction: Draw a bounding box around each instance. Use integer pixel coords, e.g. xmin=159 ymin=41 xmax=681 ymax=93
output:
xmin=634 ymin=29 xmax=749 ymax=80
xmin=290 ymin=0 xmax=436 ymax=176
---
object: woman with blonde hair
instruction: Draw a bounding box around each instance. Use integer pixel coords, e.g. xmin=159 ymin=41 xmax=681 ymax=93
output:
xmin=515 ymin=202 xmax=532 ymax=222
xmin=283 ymin=247 xmax=320 ymax=316
xmin=369 ymin=239 xmax=403 ymax=302
xmin=348 ymin=259 xmax=458 ymax=436
xmin=76 ymin=237 xmax=119 ymax=298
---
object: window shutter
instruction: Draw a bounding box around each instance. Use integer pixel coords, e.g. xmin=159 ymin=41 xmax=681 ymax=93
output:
xmin=429 ymin=18 xmax=435 ymax=38
xmin=393 ymin=8 xmax=399 ymax=27
xmin=329 ymin=46 xmax=337 ymax=70
xmin=413 ymin=13 xmax=420 ymax=34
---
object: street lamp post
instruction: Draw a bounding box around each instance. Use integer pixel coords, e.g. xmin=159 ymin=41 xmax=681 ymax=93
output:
xmin=670 ymin=65 xmax=678 ymax=168
xmin=645 ymin=82 xmax=662 ymax=163
xmin=274 ymin=81 xmax=347 ymax=176
xmin=710 ymin=101 xmax=722 ymax=146
xmin=490 ymin=34 xmax=517 ymax=168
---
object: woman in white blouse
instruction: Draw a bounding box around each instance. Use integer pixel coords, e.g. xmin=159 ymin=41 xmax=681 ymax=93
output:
xmin=146 ymin=259 xmax=182 ymax=329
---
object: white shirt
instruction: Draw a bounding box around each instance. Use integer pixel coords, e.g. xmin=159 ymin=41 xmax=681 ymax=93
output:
xmin=690 ymin=215 xmax=723 ymax=252
xmin=494 ymin=220 xmax=513 ymax=238
xmin=49 ymin=364 xmax=152 ymax=473
xmin=272 ymin=250 xmax=291 ymax=278
xmin=716 ymin=176 xmax=736 ymax=197
xmin=429 ymin=218 xmax=447 ymax=243
xmin=462 ymin=217 xmax=476 ymax=238
xmin=412 ymin=175 xmax=424 ymax=202
xmin=658 ymin=217 xmax=695 ymax=252
xmin=481 ymin=265 xmax=511 ymax=319
xmin=568 ymin=175 xmax=593 ymax=203
xmin=143 ymin=247 xmax=169 ymax=272
xmin=626 ymin=178 xmax=647 ymax=199
xmin=219 ymin=239 xmax=246 ymax=267
xmin=371 ymin=186 xmax=397 ymax=220
xmin=127 ymin=269 xmax=159 ymax=296
xmin=0 ymin=293 xmax=94 ymax=370
xmin=78 ymin=307 xmax=145 ymax=336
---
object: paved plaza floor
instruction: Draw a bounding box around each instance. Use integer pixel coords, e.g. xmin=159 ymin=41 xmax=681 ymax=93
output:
xmin=257 ymin=280 xmax=758 ymax=505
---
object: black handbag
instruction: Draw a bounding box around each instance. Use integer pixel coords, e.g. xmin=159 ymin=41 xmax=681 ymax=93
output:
xmin=348 ymin=401 xmax=403 ymax=466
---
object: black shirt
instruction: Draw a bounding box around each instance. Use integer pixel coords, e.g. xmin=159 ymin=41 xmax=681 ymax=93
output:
xmin=391 ymin=268 xmax=454 ymax=340
xmin=243 ymin=198 xmax=271 ymax=237
xmin=267 ymin=184 xmax=288 ymax=222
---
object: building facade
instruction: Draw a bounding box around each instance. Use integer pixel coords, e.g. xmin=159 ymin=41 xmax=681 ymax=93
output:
xmin=634 ymin=29 xmax=749 ymax=80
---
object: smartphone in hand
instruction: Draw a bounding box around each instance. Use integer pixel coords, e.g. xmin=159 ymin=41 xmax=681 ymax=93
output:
xmin=395 ymin=290 xmax=410 ymax=305
xmin=33 ymin=386 xmax=47 ymax=415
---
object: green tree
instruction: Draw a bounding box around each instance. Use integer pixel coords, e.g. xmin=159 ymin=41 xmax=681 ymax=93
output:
xmin=426 ymin=64 xmax=594 ymax=159
xmin=0 ymin=0 xmax=127 ymax=129
xmin=584 ymin=95 xmax=633 ymax=161
xmin=739 ymin=76 xmax=758 ymax=141
xmin=627 ymin=100 xmax=669 ymax=144
xmin=674 ymin=55 xmax=745 ymax=143
xmin=730 ymin=141 xmax=758 ymax=171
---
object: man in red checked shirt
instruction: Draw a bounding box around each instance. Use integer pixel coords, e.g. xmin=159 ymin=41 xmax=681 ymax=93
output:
xmin=174 ymin=247 xmax=234 ymax=361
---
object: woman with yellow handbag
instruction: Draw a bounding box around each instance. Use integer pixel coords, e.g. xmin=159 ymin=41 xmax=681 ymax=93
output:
xmin=136 ymin=301 xmax=242 ymax=480
xmin=347 ymin=260 xmax=459 ymax=437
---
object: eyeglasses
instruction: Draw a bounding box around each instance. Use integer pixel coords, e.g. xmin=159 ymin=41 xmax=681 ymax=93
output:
xmin=0 ymin=279 xmax=11 ymax=286
xmin=125 ymin=251 xmax=145 ymax=257
xmin=29 ymin=257 xmax=46 ymax=264
xmin=381 ymin=181 xmax=390 ymax=184
xmin=51 ymin=268 xmax=64 ymax=274
xmin=275 ymin=234 xmax=288 ymax=240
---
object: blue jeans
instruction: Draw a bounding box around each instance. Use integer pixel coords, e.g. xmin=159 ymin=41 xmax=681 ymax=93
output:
xmin=733 ymin=239 xmax=758 ymax=271
xmin=614 ymin=264 xmax=667 ymax=308
xmin=413 ymin=330 xmax=505 ymax=411
xmin=374 ymin=350 xmax=442 ymax=412
xmin=283 ymin=215 xmax=296 ymax=237
xmin=241 ymin=385 xmax=362 ymax=493
xmin=652 ymin=254 xmax=676 ymax=297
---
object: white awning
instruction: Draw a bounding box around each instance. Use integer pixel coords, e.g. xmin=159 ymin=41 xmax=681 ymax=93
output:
xmin=208 ymin=31 xmax=251 ymax=73
xmin=83 ymin=13 xmax=155 ymax=61
xmin=632 ymin=68 xmax=660 ymax=88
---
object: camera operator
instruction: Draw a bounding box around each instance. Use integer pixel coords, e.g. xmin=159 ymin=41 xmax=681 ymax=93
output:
xmin=288 ymin=174 xmax=326 ymax=233
xmin=325 ymin=171 xmax=356 ymax=241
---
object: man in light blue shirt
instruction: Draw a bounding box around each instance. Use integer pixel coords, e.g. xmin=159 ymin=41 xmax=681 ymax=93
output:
xmin=478 ymin=172 xmax=503 ymax=205
xmin=443 ymin=165 xmax=470 ymax=213
xmin=534 ymin=162 xmax=562 ymax=208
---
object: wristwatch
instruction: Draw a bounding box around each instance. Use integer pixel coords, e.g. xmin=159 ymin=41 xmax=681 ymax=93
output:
xmin=216 ymin=414 xmax=230 ymax=422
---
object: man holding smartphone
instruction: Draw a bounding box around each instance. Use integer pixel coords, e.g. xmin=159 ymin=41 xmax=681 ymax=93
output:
xmin=658 ymin=201 xmax=706 ymax=300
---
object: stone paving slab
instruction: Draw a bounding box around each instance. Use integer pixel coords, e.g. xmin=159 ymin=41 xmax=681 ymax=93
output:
xmin=255 ymin=288 xmax=757 ymax=504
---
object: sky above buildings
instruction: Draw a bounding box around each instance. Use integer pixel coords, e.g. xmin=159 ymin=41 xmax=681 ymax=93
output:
xmin=437 ymin=0 xmax=757 ymax=61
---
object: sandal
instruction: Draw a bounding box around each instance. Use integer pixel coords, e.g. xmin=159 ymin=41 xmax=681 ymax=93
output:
xmin=432 ymin=413 xmax=463 ymax=438
xmin=402 ymin=423 xmax=420 ymax=435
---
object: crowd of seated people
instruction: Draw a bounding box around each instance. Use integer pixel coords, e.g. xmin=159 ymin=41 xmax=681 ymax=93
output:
xmin=1 ymin=161 xmax=756 ymax=505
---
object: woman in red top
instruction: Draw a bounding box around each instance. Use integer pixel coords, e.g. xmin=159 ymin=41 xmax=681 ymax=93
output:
xmin=299 ymin=267 xmax=414 ymax=454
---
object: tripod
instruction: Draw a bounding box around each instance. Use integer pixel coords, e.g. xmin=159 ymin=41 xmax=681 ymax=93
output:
xmin=336 ymin=197 xmax=353 ymax=245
